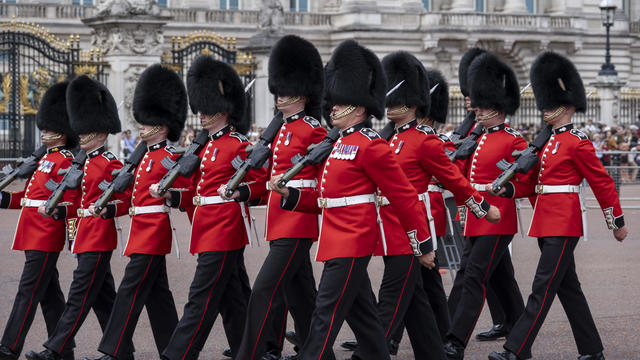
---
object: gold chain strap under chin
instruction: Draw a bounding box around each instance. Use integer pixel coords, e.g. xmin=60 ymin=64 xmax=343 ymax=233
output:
xmin=387 ymin=105 xmax=409 ymax=116
xmin=79 ymin=132 xmax=97 ymax=145
xmin=41 ymin=133 xmax=63 ymax=141
xmin=201 ymin=112 xmax=223 ymax=127
xmin=140 ymin=125 xmax=162 ymax=139
xmin=276 ymin=96 xmax=301 ymax=108
xmin=544 ymin=106 xmax=567 ymax=121
xmin=476 ymin=110 xmax=500 ymax=121
xmin=331 ymin=105 xmax=357 ymax=121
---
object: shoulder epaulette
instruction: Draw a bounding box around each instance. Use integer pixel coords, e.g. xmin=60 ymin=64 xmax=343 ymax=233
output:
xmin=359 ymin=128 xmax=381 ymax=141
xmin=570 ymin=129 xmax=588 ymax=140
xmin=504 ymin=127 xmax=522 ymax=137
xmin=437 ymin=133 xmax=451 ymax=143
xmin=229 ymin=132 xmax=250 ymax=142
xmin=60 ymin=149 xmax=74 ymax=158
xmin=102 ymin=151 xmax=117 ymax=161
xmin=164 ymin=145 xmax=177 ymax=154
xmin=415 ymin=124 xmax=436 ymax=136
xmin=303 ymin=116 xmax=322 ymax=128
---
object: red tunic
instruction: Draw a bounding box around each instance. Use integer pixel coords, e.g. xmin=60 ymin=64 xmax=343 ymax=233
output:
xmin=73 ymin=147 xmax=130 ymax=254
xmin=1 ymin=147 xmax=79 ymax=252
xmin=123 ymin=141 xmax=185 ymax=256
xmin=512 ymin=124 xmax=624 ymax=237
xmin=178 ymin=126 xmax=266 ymax=253
xmin=429 ymin=133 xmax=458 ymax=236
xmin=282 ymin=122 xmax=431 ymax=262
xmin=459 ymin=123 xmax=528 ymax=237
xmin=265 ymin=111 xmax=327 ymax=241
xmin=376 ymin=121 xmax=487 ymax=256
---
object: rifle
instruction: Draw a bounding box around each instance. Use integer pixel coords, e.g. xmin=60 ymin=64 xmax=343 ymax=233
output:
xmin=44 ymin=150 xmax=88 ymax=215
xmin=449 ymin=111 xmax=477 ymax=145
xmin=490 ymin=124 xmax=553 ymax=193
xmin=447 ymin=123 xmax=484 ymax=161
xmin=94 ymin=141 xmax=148 ymax=214
xmin=276 ymin=127 xmax=341 ymax=188
xmin=0 ymin=145 xmax=48 ymax=191
xmin=225 ymin=111 xmax=284 ymax=197
xmin=156 ymin=130 xmax=210 ymax=196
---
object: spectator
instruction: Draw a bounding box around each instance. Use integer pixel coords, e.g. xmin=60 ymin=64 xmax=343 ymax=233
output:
xmin=121 ymin=130 xmax=136 ymax=159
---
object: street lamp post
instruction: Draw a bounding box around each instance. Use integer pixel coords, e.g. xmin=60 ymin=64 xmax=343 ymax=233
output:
xmin=598 ymin=0 xmax=617 ymax=77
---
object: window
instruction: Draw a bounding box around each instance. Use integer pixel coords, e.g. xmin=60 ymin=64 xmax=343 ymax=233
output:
xmin=71 ymin=0 xmax=93 ymax=5
xmin=475 ymin=0 xmax=484 ymax=12
xmin=290 ymin=0 xmax=308 ymax=12
xmin=422 ymin=0 xmax=430 ymax=11
xmin=526 ymin=0 xmax=535 ymax=13
xmin=220 ymin=0 xmax=239 ymax=10
xmin=157 ymin=0 xmax=167 ymax=7
xmin=2 ymin=0 xmax=17 ymax=3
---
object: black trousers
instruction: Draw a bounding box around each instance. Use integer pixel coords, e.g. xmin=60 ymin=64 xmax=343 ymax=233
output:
xmin=237 ymin=238 xmax=316 ymax=360
xmin=98 ymin=254 xmax=178 ymax=358
xmin=1 ymin=251 xmax=72 ymax=357
xmin=363 ymin=254 xmax=445 ymax=360
xmin=219 ymin=250 xmax=253 ymax=354
xmin=301 ymin=256 xmax=389 ymax=360
xmin=504 ymin=237 xmax=603 ymax=359
xmin=162 ymin=249 xmax=246 ymax=360
xmin=44 ymin=251 xmax=115 ymax=355
xmin=448 ymin=235 xmax=521 ymax=330
xmin=447 ymin=235 xmax=524 ymax=346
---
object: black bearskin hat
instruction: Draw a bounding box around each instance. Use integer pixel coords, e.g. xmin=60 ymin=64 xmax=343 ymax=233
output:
xmin=467 ymin=52 xmax=520 ymax=115
xmin=458 ymin=47 xmax=486 ymax=97
xmin=66 ymin=75 xmax=121 ymax=135
xmin=133 ymin=64 xmax=188 ymax=142
xmin=324 ymin=40 xmax=387 ymax=120
xmin=268 ymin=35 xmax=324 ymax=120
xmin=37 ymin=81 xmax=78 ymax=148
xmin=425 ymin=69 xmax=449 ymax=124
xmin=187 ymin=55 xmax=248 ymax=134
xmin=382 ymin=51 xmax=430 ymax=119
xmin=530 ymin=51 xmax=586 ymax=113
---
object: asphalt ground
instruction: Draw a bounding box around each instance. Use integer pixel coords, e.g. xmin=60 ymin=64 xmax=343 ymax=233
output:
xmin=0 ymin=182 xmax=639 ymax=360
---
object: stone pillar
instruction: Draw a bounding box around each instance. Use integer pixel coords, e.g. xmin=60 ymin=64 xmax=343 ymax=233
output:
xmin=592 ymin=77 xmax=626 ymax=126
xmin=83 ymin=15 xmax=170 ymax=151
xmin=502 ymin=0 xmax=527 ymax=13
xmin=243 ymin=32 xmax=281 ymax=128
xmin=450 ymin=0 xmax=474 ymax=11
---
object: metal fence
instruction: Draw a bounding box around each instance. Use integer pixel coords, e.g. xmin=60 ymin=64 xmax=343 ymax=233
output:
xmin=620 ymin=88 xmax=640 ymax=126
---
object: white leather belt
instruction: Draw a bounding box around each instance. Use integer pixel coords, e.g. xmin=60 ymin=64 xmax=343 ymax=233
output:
xmin=193 ymin=195 xmax=234 ymax=206
xmin=428 ymin=184 xmax=444 ymax=193
xmin=535 ymin=184 xmax=580 ymax=194
xmin=378 ymin=191 xmax=430 ymax=206
xmin=317 ymin=193 xmax=376 ymax=209
xmin=129 ymin=205 xmax=170 ymax=216
xmin=21 ymin=198 xmax=45 ymax=207
xmin=286 ymin=179 xmax=317 ymax=188
xmin=77 ymin=208 xmax=92 ymax=218
xmin=471 ymin=183 xmax=491 ymax=192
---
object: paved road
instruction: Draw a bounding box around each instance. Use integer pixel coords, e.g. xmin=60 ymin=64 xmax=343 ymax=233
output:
xmin=0 ymin=183 xmax=639 ymax=360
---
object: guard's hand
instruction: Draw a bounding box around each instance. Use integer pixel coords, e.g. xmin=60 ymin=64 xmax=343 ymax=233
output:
xmin=88 ymin=205 xmax=107 ymax=217
xmin=38 ymin=205 xmax=54 ymax=218
xmin=149 ymin=183 xmax=171 ymax=199
xmin=418 ymin=251 xmax=436 ymax=269
xmin=218 ymin=184 xmax=240 ymax=200
xmin=268 ymin=175 xmax=290 ymax=199
xmin=486 ymin=185 xmax=506 ymax=197
xmin=485 ymin=205 xmax=501 ymax=223
xmin=613 ymin=225 xmax=628 ymax=242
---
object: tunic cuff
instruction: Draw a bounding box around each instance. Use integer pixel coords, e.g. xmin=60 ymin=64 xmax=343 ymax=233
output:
xmin=0 ymin=191 xmax=10 ymax=209
xmin=407 ymin=230 xmax=433 ymax=256
xmin=501 ymin=182 xmax=515 ymax=199
xmin=280 ymin=187 xmax=301 ymax=211
xmin=603 ymin=207 xmax=624 ymax=230
xmin=466 ymin=196 xmax=490 ymax=219
xmin=102 ymin=204 xmax=117 ymax=219
xmin=235 ymin=185 xmax=251 ymax=203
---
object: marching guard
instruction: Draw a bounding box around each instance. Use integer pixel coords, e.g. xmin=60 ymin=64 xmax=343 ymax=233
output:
xmin=443 ymin=52 xmax=526 ymax=360
xmin=488 ymin=52 xmax=627 ymax=360
xmin=83 ymin=64 xmax=188 ymax=360
xmin=234 ymin=35 xmax=325 ymax=360
xmin=25 ymin=76 xmax=130 ymax=360
xmin=0 ymin=82 xmax=79 ymax=360
xmin=153 ymin=55 xmax=266 ymax=360
xmin=269 ymin=39 xmax=436 ymax=360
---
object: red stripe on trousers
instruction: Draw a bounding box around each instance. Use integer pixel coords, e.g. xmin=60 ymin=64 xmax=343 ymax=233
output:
xmin=318 ymin=258 xmax=355 ymax=360
xmin=385 ymin=256 xmax=414 ymax=337
xmin=12 ymin=253 xmax=50 ymax=351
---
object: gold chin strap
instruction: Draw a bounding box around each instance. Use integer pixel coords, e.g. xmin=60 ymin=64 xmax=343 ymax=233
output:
xmin=140 ymin=125 xmax=162 ymax=139
xmin=41 ymin=133 xmax=63 ymax=141
xmin=201 ymin=113 xmax=223 ymax=128
xmin=79 ymin=132 xmax=97 ymax=145
xmin=387 ymin=105 xmax=410 ymax=116
xmin=276 ymin=96 xmax=301 ymax=108
xmin=544 ymin=106 xmax=567 ymax=122
xmin=331 ymin=105 xmax=357 ymax=121
xmin=476 ymin=110 xmax=500 ymax=121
